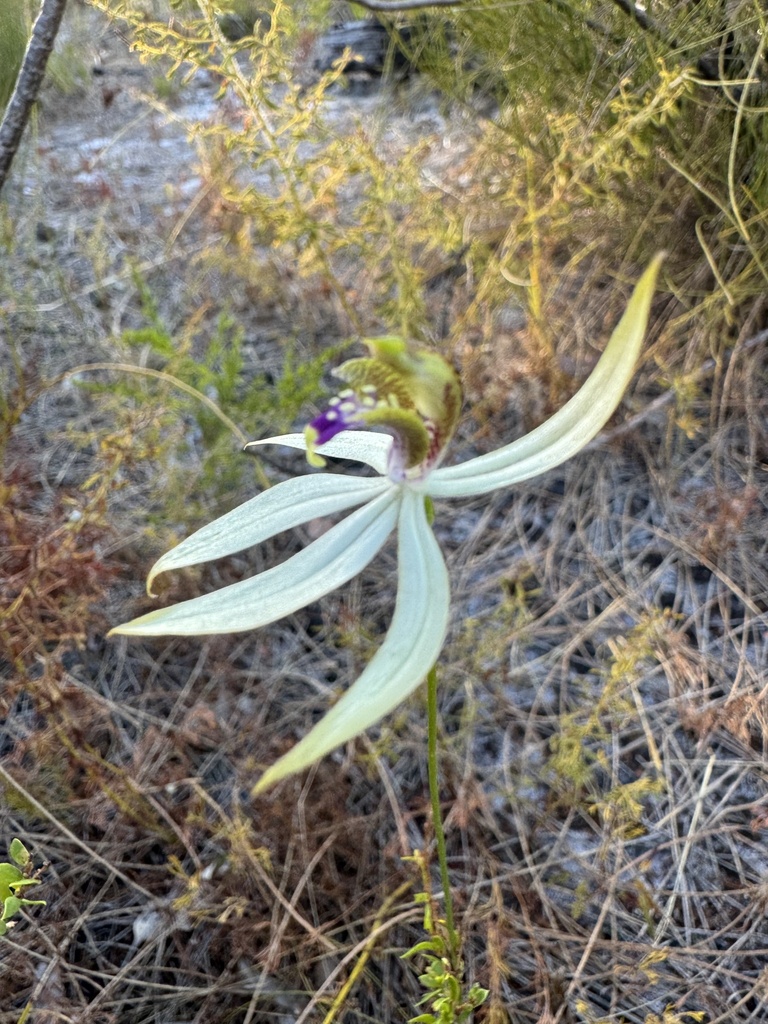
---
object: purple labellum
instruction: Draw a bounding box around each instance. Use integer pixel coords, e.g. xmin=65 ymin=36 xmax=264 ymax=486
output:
xmin=309 ymin=387 xmax=378 ymax=446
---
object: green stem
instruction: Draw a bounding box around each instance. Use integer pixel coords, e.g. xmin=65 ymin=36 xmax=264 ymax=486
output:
xmin=426 ymin=663 xmax=459 ymax=967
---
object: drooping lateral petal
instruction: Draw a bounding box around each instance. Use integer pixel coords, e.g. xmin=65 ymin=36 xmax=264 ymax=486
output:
xmin=246 ymin=431 xmax=393 ymax=474
xmin=425 ymin=255 xmax=663 ymax=498
xmin=110 ymin=489 xmax=400 ymax=637
xmin=253 ymin=488 xmax=450 ymax=793
xmin=146 ymin=474 xmax=389 ymax=594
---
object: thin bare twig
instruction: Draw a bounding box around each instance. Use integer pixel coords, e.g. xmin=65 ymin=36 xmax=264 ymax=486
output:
xmin=0 ymin=761 xmax=154 ymax=899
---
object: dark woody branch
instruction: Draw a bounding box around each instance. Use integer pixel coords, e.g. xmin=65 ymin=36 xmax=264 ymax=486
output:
xmin=0 ymin=0 xmax=68 ymax=194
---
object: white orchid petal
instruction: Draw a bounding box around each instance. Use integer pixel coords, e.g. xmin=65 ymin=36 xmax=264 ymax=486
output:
xmin=426 ymin=255 xmax=663 ymax=498
xmin=110 ymin=489 xmax=400 ymax=637
xmin=246 ymin=431 xmax=392 ymax=473
xmin=253 ymin=488 xmax=450 ymax=793
xmin=146 ymin=474 xmax=389 ymax=593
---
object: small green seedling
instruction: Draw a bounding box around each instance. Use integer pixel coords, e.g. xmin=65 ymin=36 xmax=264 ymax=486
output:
xmin=402 ymin=851 xmax=488 ymax=1024
xmin=0 ymin=839 xmax=46 ymax=936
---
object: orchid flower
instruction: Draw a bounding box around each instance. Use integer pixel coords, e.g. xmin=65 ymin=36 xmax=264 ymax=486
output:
xmin=112 ymin=256 xmax=662 ymax=792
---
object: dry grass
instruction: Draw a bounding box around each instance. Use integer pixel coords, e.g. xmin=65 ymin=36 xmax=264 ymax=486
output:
xmin=1 ymin=2 xmax=767 ymax=1023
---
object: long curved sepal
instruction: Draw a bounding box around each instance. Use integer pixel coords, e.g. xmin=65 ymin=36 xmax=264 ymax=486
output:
xmin=426 ymin=254 xmax=663 ymax=499
xmin=145 ymin=474 xmax=389 ymax=594
xmin=109 ymin=490 xmax=400 ymax=637
xmin=252 ymin=489 xmax=450 ymax=793
xmin=246 ymin=431 xmax=393 ymax=474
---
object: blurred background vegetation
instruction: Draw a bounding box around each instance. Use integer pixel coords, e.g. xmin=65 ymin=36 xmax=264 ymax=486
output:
xmin=0 ymin=0 xmax=35 ymax=109
xmin=1 ymin=1 xmax=766 ymax=1022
